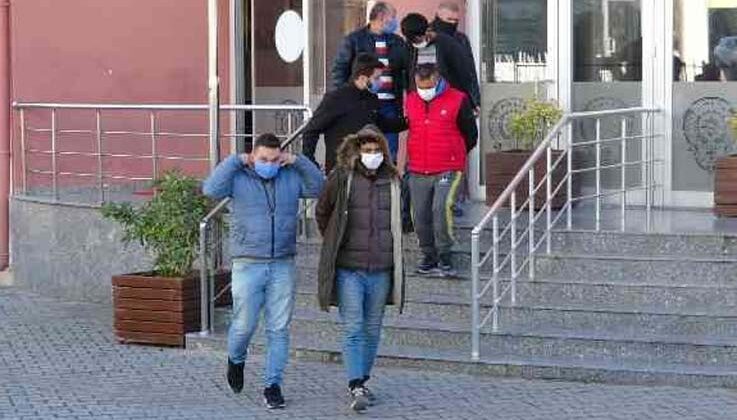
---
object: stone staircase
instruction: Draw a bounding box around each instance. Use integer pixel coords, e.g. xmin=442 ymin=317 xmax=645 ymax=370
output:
xmin=188 ymin=213 xmax=737 ymax=388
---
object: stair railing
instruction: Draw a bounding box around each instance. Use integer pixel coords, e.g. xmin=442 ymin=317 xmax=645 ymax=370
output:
xmin=470 ymin=107 xmax=662 ymax=361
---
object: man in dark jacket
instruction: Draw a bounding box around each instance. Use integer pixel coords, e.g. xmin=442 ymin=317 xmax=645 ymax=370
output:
xmin=329 ymin=2 xmax=409 ymax=159
xmin=303 ymin=53 xmax=406 ymax=173
xmin=315 ymin=125 xmax=404 ymax=413
xmin=430 ymin=1 xmax=480 ymax=216
xmin=203 ymin=133 xmax=324 ymax=409
xmin=431 ymin=1 xmax=478 ymax=111
xmin=401 ymin=12 xmax=481 ymax=110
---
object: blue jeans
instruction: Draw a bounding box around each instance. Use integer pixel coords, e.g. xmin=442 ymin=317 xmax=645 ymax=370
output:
xmin=379 ymin=101 xmax=400 ymax=161
xmin=227 ymin=258 xmax=296 ymax=387
xmin=337 ymin=269 xmax=391 ymax=382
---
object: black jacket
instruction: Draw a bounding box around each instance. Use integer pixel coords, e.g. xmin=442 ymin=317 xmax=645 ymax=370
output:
xmin=302 ymin=84 xmax=407 ymax=172
xmin=430 ymin=19 xmax=479 ymax=92
xmin=409 ymin=31 xmax=481 ymax=108
xmin=329 ymin=26 xmax=410 ymax=104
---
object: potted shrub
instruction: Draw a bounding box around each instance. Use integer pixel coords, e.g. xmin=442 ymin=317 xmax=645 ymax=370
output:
xmin=103 ymin=171 xmax=215 ymax=347
xmin=485 ymin=99 xmax=565 ymax=210
xmin=715 ymin=114 xmax=737 ymax=216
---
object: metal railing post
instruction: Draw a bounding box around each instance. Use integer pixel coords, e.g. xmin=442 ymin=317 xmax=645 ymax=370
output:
xmin=646 ymin=113 xmax=653 ymax=230
xmin=19 ymin=108 xmax=27 ymax=194
xmin=96 ymin=110 xmax=104 ymax=204
xmin=492 ymin=215 xmax=499 ymax=332
xmin=199 ymin=221 xmax=210 ymax=334
xmin=51 ymin=109 xmax=58 ymax=201
xmin=528 ymin=167 xmax=535 ymax=280
xmin=471 ymin=230 xmax=480 ymax=361
xmin=620 ymin=117 xmax=627 ymax=232
xmin=150 ymin=111 xmax=158 ymax=182
xmin=595 ymin=118 xmax=601 ymax=231
xmin=207 ymin=0 xmax=220 ymax=170
xmin=546 ymin=146 xmax=552 ymax=254
xmin=510 ymin=192 xmax=517 ymax=305
xmin=566 ymin=123 xmax=573 ymax=230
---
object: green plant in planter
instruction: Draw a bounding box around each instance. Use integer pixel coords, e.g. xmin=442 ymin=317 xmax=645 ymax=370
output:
xmin=509 ymin=100 xmax=563 ymax=151
xmin=101 ymin=171 xmax=212 ymax=278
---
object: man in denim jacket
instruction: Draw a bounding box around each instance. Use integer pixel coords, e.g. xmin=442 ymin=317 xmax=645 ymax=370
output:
xmin=203 ymin=133 xmax=324 ymax=409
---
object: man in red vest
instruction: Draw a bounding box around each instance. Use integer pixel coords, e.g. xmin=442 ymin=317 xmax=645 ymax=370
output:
xmin=402 ymin=64 xmax=477 ymax=277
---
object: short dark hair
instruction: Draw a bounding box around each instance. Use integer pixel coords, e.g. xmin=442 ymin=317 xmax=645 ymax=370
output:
xmin=401 ymin=13 xmax=429 ymax=41
xmin=350 ymin=53 xmax=385 ymax=80
xmin=254 ymin=133 xmax=281 ymax=149
xmin=369 ymin=2 xmax=393 ymax=21
xmin=414 ymin=63 xmax=439 ymax=80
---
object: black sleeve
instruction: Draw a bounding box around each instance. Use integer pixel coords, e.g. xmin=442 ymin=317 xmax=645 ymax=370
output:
xmin=457 ymin=96 xmax=478 ymax=153
xmin=441 ymin=37 xmax=481 ymax=108
xmin=329 ymin=35 xmax=355 ymax=92
xmin=375 ymin=108 xmax=408 ymax=134
xmin=458 ymin=33 xmax=481 ymax=106
xmin=302 ymin=94 xmax=340 ymax=166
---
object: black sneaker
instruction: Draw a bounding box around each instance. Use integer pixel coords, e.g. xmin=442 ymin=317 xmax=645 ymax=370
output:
xmin=348 ymin=386 xmax=369 ymax=412
xmin=360 ymin=376 xmax=376 ymax=405
xmin=439 ymin=254 xmax=457 ymax=278
xmin=416 ymin=255 xmax=439 ymax=275
xmin=226 ymin=359 xmax=244 ymax=394
xmin=263 ymin=384 xmax=286 ymax=409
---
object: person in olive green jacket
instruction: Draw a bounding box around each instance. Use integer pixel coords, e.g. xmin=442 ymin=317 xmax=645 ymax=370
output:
xmin=314 ymin=125 xmax=404 ymax=413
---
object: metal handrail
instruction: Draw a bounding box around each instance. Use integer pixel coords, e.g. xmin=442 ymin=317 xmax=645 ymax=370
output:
xmin=197 ymin=116 xmax=315 ymax=334
xmin=12 ymin=102 xmax=312 ymax=205
xmin=13 ymin=102 xmax=311 ymax=112
xmin=470 ymin=107 xmax=662 ymax=361
xmin=472 ymin=107 xmax=656 ymax=236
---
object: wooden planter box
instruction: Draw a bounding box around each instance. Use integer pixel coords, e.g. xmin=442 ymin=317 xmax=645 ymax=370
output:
xmin=113 ymin=271 xmax=231 ymax=347
xmin=485 ymin=150 xmax=566 ymax=210
xmin=715 ymin=156 xmax=737 ymax=216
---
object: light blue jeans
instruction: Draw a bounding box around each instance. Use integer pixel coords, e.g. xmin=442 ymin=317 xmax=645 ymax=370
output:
xmin=227 ymin=258 xmax=296 ymax=387
xmin=336 ymin=269 xmax=391 ymax=382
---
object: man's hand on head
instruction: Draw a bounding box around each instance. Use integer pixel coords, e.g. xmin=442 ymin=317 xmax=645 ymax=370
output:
xmin=279 ymin=152 xmax=297 ymax=167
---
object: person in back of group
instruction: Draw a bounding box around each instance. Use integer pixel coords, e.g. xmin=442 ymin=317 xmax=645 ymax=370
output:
xmin=315 ymin=125 xmax=404 ymax=413
xmin=303 ymin=53 xmax=406 ymax=174
xmin=430 ymin=1 xmax=480 ymax=217
xmin=203 ymin=134 xmax=324 ymax=410
xmin=401 ymin=12 xmax=480 ymax=111
xmin=402 ymin=64 xmax=477 ymax=277
xmin=329 ymin=1 xmax=409 ymax=161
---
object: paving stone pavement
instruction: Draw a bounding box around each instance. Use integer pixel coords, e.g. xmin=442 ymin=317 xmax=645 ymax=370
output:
xmin=2 ymin=286 xmax=737 ymax=420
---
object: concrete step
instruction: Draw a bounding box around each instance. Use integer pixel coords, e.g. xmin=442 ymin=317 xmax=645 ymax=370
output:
xmin=211 ymin=306 xmax=737 ymax=368
xmin=187 ymin=329 xmax=737 ymax=388
xmin=535 ymin=253 xmax=737 ymax=286
xmin=291 ymin=288 xmax=737 ymax=338
xmin=295 ymin=271 xmax=737 ymax=313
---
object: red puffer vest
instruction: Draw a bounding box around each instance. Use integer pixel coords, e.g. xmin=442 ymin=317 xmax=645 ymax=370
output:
xmin=405 ymin=86 xmax=467 ymax=174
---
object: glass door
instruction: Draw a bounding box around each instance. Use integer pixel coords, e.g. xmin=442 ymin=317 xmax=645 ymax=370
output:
xmin=669 ymin=0 xmax=737 ymax=206
xmin=477 ymin=0 xmax=551 ymax=198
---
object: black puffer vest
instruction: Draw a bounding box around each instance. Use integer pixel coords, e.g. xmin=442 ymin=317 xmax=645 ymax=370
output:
xmin=336 ymin=166 xmax=394 ymax=271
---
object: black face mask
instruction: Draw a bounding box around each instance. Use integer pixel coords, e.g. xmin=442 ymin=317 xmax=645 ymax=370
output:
xmin=433 ymin=17 xmax=458 ymax=35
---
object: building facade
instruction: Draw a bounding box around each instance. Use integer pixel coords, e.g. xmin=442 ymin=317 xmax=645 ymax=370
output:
xmin=5 ymin=0 xmax=737 ymax=211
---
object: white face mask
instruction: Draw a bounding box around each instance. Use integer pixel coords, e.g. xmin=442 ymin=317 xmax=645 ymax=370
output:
xmin=360 ymin=152 xmax=384 ymax=170
xmin=418 ymin=87 xmax=436 ymax=102
xmin=413 ymin=40 xmax=429 ymax=49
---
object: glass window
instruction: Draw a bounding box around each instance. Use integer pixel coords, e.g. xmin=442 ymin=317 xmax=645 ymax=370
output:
xmin=573 ymin=0 xmax=642 ymax=82
xmin=672 ymin=1 xmax=737 ymax=193
xmin=478 ymin=0 xmax=548 ymax=185
xmin=481 ymin=0 xmax=547 ymax=84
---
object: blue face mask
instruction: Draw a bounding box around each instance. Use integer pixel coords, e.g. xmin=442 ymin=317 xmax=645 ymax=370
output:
xmin=254 ymin=161 xmax=280 ymax=180
xmin=368 ymin=78 xmax=382 ymax=94
xmin=383 ymin=18 xmax=399 ymax=34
